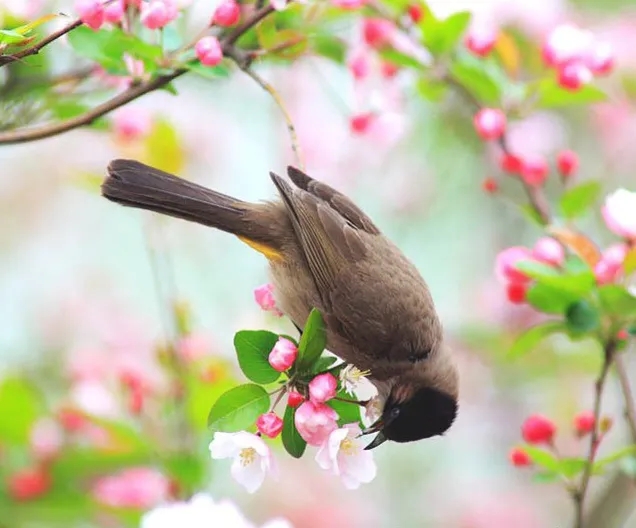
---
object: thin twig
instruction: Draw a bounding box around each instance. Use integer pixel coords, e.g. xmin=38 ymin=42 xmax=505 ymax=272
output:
xmin=573 ymin=340 xmax=617 ymax=528
xmin=0 ymin=18 xmax=83 ymax=67
xmin=236 ymin=62 xmax=304 ymax=169
xmin=0 ymin=4 xmax=276 ymax=145
xmin=614 ymin=353 xmax=636 ymax=444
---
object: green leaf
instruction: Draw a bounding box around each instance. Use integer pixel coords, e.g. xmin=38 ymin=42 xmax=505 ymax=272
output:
xmin=533 ymin=471 xmax=560 ymax=483
xmin=598 ymin=285 xmax=636 ymax=318
xmin=526 ymin=283 xmax=580 ymax=314
xmin=327 ymin=391 xmax=362 ymax=427
xmin=557 ymin=457 xmax=587 ymax=478
xmin=559 ymin=181 xmax=602 ymax=219
xmin=449 ymin=62 xmax=501 ymax=105
xmin=234 ymin=330 xmax=281 ymax=384
xmin=594 ymin=445 xmax=636 ymax=471
xmin=312 ymin=355 xmax=340 ymax=374
xmin=566 ymin=300 xmax=600 ymax=334
xmin=508 ymin=321 xmax=565 ymax=359
xmin=67 ymin=26 xmax=162 ymax=75
xmin=624 ymin=247 xmax=636 ymax=276
xmin=523 ymin=446 xmax=560 ymax=472
xmin=0 ymin=377 xmax=41 ymax=443
xmin=417 ymin=77 xmax=448 ymax=101
xmin=435 ymin=11 xmax=471 ymax=54
xmin=536 ymin=79 xmax=607 ymax=109
xmin=297 ymin=308 xmax=327 ymax=372
xmin=0 ymin=28 xmax=30 ymax=45
xmin=184 ymin=60 xmax=231 ymax=80
xmin=281 ymin=405 xmax=306 ymax=458
xmin=515 ymin=260 xmax=596 ymax=296
xmin=312 ymin=35 xmax=346 ymax=64
xmin=379 ymin=48 xmax=424 ymax=70
xmin=207 ymin=384 xmax=270 ymax=432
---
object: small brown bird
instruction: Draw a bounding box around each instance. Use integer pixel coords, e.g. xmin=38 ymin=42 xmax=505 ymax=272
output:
xmin=102 ymin=159 xmax=459 ymax=449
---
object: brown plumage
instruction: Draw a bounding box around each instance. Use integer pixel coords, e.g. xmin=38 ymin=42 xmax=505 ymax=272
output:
xmin=102 ymin=159 xmax=459 ymax=448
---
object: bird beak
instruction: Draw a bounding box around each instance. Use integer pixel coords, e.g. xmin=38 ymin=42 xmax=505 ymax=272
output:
xmin=359 ymin=418 xmax=387 ymax=450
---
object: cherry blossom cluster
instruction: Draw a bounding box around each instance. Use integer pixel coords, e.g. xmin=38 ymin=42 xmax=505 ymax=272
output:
xmin=509 ymin=411 xmax=612 ymax=468
xmin=542 ymin=24 xmax=614 ymax=92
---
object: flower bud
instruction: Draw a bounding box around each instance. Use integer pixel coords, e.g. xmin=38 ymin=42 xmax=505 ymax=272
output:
xmin=256 ymin=412 xmax=284 ymax=438
xmin=268 ymin=337 xmax=298 ymax=372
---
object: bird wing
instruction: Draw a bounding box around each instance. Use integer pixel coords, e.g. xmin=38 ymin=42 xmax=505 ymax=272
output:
xmin=269 ymin=170 xmax=369 ymax=306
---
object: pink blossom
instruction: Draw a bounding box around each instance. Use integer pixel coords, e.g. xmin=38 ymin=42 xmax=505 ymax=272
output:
xmin=213 ymin=0 xmax=241 ymax=27
xmin=124 ymin=54 xmax=146 ymax=80
xmin=256 ymin=412 xmax=284 ymax=438
xmin=209 ymin=432 xmax=277 ymax=494
xmin=295 ymin=401 xmax=339 ymax=446
xmin=587 ymin=41 xmax=614 ymax=76
xmin=30 ymin=418 xmax=64 ymax=460
xmin=602 ymin=189 xmax=636 ymax=239
xmin=176 ymin=333 xmax=213 ymax=361
xmin=112 ymin=107 xmax=152 ymax=141
xmin=141 ymin=0 xmax=178 ymax=30
xmin=362 ymin=18 xmax=395 ymax=48
xmin=308 ymin=373 xmax=338 ymax=403
xmin=557 ymin=61 xmax=593 ymax=91
xmin=93 ymin=468 xmax=170 ymax=509
xmin=332 ymin=0 xmax=366 ymax=8
xmin=495 ymin=247 xmax=534 ymax=284
xmin=594 ymin=243 xmax=628 ymax=284
xmin=542 ymin=24 xmax=596 ymax=68
xmin=520 ymin=155 xmax=549 ymax=187
xmin=473 ymin=108 xmax=506 ymax=140
xmin=465 ymin=22 xmax=498 ymax=58
xmin=315 ymin=424 xmax=377 ymax=489
xmin=532 ymin=237 xmax=564 ymax=267
xmin=195 ymin=36 xmax=223 ymax=67
xmin=348 ymin=51 xmax=371 ymax=80
xmin=268 ymin=337 xmax=298 ymax=372
xmin=104 ymin=0 xmax=125 ymax=23
xmin=75 ymin=0 xmax=105 ymax=30
xmin=253 ymin=283 xmax=283 ymax=316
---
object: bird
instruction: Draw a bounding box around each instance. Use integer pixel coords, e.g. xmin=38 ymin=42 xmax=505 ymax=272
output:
xmin=101 ymin=159 xmax=459 ymax=449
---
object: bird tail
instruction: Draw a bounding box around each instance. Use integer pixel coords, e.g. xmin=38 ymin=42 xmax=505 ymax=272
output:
xmin=102 ymin=159 xmax=284 ymax=259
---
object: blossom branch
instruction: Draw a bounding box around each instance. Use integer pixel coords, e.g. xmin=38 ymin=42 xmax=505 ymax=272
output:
xmin=0 ymin=4 xmax=276 ymax=146
xmin=573 ymin=339 xmax=617 ymax=528
xmin=0 ymin=18 xmax=83 ymax=67
xmin=613 ymin=353 xmax=636 ymax=444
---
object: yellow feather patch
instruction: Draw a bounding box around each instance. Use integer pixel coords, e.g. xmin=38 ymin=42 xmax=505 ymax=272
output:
xmin=237 ymin=236 xmax=283 ymax=261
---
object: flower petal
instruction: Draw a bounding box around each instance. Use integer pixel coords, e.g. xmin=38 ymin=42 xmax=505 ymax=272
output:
xmin=209 ymin=432 xmax=239 ymax=459
xmin=231 ymin=455 xmax=266 ymax=494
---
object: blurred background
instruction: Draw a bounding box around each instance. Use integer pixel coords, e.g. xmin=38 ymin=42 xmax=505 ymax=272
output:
xmin=1 ymin=0 xmax=636 ymax=526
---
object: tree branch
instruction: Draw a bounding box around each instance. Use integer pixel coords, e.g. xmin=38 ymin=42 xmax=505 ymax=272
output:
xmin=0 ymin=4 xmax=276 ymax=145
xmin=0 ymin=18 xmax=83 ymax=67
xmin=614 ymin=353 xmax=636 ymax=444
xmin=573 ymin=339 xmax=617 ymax=528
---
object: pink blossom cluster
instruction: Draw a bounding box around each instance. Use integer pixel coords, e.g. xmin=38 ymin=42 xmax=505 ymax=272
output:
xmin=542 ymin=24 xmax=614 ymax=91
xmin=208 ymin=333 xmax=375 ymax=492
xmin=75 ymin=0 xmax=179 ymax=32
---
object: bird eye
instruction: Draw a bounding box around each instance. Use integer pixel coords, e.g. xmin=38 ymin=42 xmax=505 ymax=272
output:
xmin=390 ymin=407 xmax=400 ymax=419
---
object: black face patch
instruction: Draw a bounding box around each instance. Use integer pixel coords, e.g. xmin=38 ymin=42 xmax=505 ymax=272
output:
xmin=383 ymin=387 xmax=458 ymax=443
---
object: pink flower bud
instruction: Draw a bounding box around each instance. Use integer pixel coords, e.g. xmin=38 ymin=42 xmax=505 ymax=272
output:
xmin=587 ymin=42 xmax=614 ymax=76
xmin=602 ymin=189 xmax=636 ymax=240
xmin=557 ymin=149 xmax=579 ymax=178
xmin=465 ymin=25 xmax=497 ymax=58
xmin=268 ymin=337 xmax=298 ymax=372
xmin=75 ymin=0 xmax=105 ymax=30
xmin=253 ymin=283 xmax=283 ymax=316
xmin=348 ymin=52 xmax=370 ymax=80
xmin=506 ymin=282 xmax=528 ymax=304
xmin=473 ymin=108 xmax=506 ymax=140
xmin=30 ymin=419 xmax=64 ymax=460
xmin=141 ymin=0 xmax=178 ymax=30
xmin=500 ymin=153 xmax=523 ymax=174
xmin=287 ymin=390 xmax=304 ymax=408
xmin=112 ymin=107 xmax=152 ymax=141
xmin=557 ymin=61 xmax=593 ymax=91
xmin=495 ymin=246 xmax=534 ymax=284
xmin=7 ymin=469 xmax=52 ymax=501
xmin=532 ymin=237 xmax=565 ymax=267
xmin=350 ymin=113 xmax=375 ymax=135
xmin=294 ymin=401 xmax=339 ymax=446
xmin=104 ymin=0 xmax=125 ymax=23
xmin=362 ymin=18 xmax=395 ymax=49
xmin=213 ymin=0 xmax=240 ymax=27
xmin=521 ymin=414 xmax=556 ymax=444
xmin=406 ymin=4 xmax=423 ymax=23
xmin=195 ymin=36 xmax=224 ymax=67
xmin=333 ymin=0 xmax=366 ymax=9
xmin=509 ymin=447 xmax=532 ymax=467
xmin=573 ymin=411 xmax=595 ymax=437
xmin=542 ymin=24 xmax=595 ymax=68
xmin=308 ymin=373 xmax=338 ymax=403
xmin=520 ymin=155 xmax=549 ymax=187
xmin=256 ymin=412 xmax=283 ymax=438
xmin=594 ymin=243 xmax=628 ymax=284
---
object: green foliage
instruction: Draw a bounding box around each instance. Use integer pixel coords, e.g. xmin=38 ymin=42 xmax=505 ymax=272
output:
xmin=566 ymin=300 xmax=600 ymax=334
xmin=508 ymin=321 xmax=565 ymax=359
xmin=448 ymin=61 xmax=502 ymax=105
xmin=207 ymin=384 xmax=270 ymax=432
xmin=234 ymin=330 xmax=281 ymax=384
xmin=559 ymin=181 xmax=602 ymax=219
xmin=296 ymin=308 xmax=328 ymax=372
xmin=327 ymin=390 xmax=363 ymax=427
xmin=0 ymin=377 xmax=41 ymax=444
xmin=535 ymin=79 xmax=607 ymax=108
xmin=515 ymin=259 xmax=596 ymax=296
xmin=281 ymin=405 xmax=306 ymax=458
xmin=598 ymin=285 xmax=636 ymax=318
